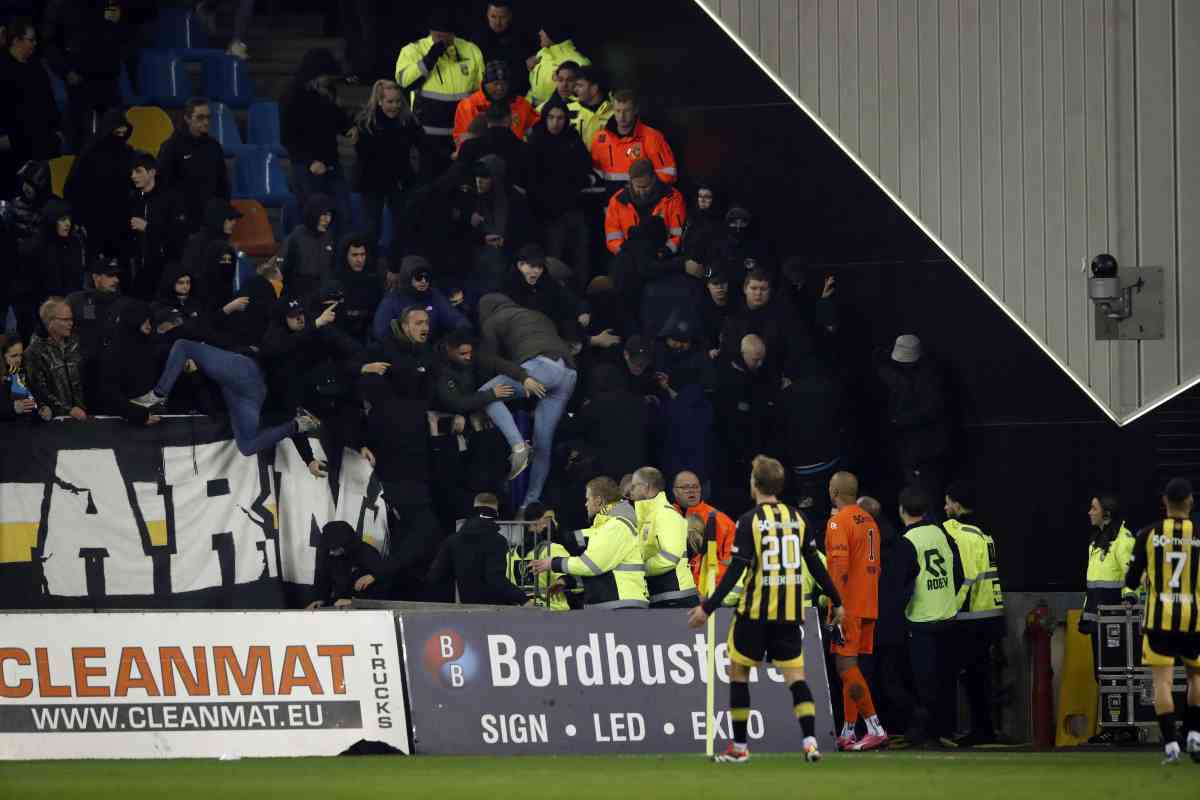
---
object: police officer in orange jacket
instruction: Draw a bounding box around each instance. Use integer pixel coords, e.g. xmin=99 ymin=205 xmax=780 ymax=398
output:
xmin=603 ymin=158 xmax=687 ymax=255
xmin=591 ymin=89 xmax=677 ymax=195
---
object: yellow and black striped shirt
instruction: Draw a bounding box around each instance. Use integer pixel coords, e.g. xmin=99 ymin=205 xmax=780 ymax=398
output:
xmin=1128 ymin=517 xmax=1200 ymax=634
xmin=732 ymin=503 xmax=816 ymax=623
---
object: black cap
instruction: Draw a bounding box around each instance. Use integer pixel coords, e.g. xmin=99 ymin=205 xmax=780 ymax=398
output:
xmin=92 ymin=257 xmax=121 ymax=276
xmin=285 ymin=299 xmax=304 ymax=318
xmin=704 ymin=266 xmax=729 ymax=285
xmin=516 ymin=243 xmax=546 ymax=266
xmin=624 ymin=334 xmax=651 ymax=367
xmin=484 ymin=60 xmax=510 ymax=84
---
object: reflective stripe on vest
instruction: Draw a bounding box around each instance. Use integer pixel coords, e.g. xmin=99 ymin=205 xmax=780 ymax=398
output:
xmin=591 ymin=599 xmax=649 ymax=610
xmin=649 ymin=587 xmax=698 ymax=603
xmin=420 ymin=89 xmax=473 ymax=102
xmin=904 ymin=523 xmax=959 ymax=623
xmin=957 ymin=608 xmax=1004 ymax=620
xmin=1087 ymin=580 xmax=1124 ymax=589
xmin=614 ymin=563 xmax=646 ymax=572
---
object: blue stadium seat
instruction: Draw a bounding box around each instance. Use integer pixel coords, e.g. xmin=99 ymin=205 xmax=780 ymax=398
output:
xmin=119 ymin=63 xmax=147 ymax=107
xmin=247 ymin=101 xmax=286 ymax=155
xmin=202 ymin=55 xmax=256 ymax=110
xmin=210 ymin=102 xmax=256 ymax=157
xmin=137 ymin=50 xmax=191 ymax=108
xmin=153 ymin=8 xmax=222 ymax=62
xmin=232 ymin=251 xmax=256 ymax=294
xmin=233 ymin=149 xmax=294 ymax=208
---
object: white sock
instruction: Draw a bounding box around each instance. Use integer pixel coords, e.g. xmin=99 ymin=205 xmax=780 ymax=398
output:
xmin=841 ymin=722 xmax=855 ymax=739
xmin=867 ymin=715 xmax=885 ymax=736
xmin=1165 ymin=741 xmax=1181 ymax=757
xmin=1187 ymin=731 xmax=1200 ymax=750
xmin=803 ymin=735 xmax=819 ymax=750
xmin=732 ymin=741 xmax=748 ymax=753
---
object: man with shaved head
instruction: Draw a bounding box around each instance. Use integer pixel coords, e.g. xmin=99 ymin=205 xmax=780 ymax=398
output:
xmin=826 ymin=471 xmax=888 ymax=751
xmin=714 ymin=332 xmax=776 ymax=508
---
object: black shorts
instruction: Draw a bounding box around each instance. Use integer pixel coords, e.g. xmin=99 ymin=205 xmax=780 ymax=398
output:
xmin=1143 ymin=631 xmax=1200 ymax=668
xmin=727 ymin=616 xmax=805 ymax=669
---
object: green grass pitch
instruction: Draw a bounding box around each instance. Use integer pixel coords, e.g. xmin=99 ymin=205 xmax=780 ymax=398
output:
xmin=1 ymin=752 xmax=1196 ymax=799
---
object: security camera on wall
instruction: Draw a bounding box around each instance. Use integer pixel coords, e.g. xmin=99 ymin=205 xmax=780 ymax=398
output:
xmin=1087 ymin=253 xmax=1164 ymax=341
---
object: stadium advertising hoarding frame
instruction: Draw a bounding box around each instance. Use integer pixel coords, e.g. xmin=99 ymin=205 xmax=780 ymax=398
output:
xmin=398 ymin=608 xmax=835 ymax=755
xmin=0 ymin=611 xmax=408 ymax=759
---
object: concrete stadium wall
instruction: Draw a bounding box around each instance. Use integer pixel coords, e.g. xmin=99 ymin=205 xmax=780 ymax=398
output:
xmin=695 ymin=0 xmax=1200 ymax=423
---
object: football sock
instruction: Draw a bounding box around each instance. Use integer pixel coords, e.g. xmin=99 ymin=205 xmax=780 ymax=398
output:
xmin=791 ymin=680 xmax=816 ymax=739
xmin=840 ymin=721 xmax=855 ymax=739
xmin=866 ymin=714 xmax=886 ymax=737
xmin=1157 ymin=712 xmax=1178 ymax=749
xmin=841 ymin=678 xmax=857 ymax=734
xmin=730 ymin=681 xmax=750 ymax=746
xmin=843 ymin=665 xmax=877 ymax=720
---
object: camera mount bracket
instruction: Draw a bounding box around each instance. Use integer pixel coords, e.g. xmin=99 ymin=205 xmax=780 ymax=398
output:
xmin=1094 ymin=266 xmax=1164 ymax=341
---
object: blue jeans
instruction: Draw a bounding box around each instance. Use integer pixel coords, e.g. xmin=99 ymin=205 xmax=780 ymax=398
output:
xmin=156 ymin=340 xmax=296 ymax=456
xmin=479 ymin=356 xmax=577 ymax=505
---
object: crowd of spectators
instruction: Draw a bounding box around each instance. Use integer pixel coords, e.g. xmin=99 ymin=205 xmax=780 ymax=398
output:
xmin=0 ymin=3 xmax=959 ymax=620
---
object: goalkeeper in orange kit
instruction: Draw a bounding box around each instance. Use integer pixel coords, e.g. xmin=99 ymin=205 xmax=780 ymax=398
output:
xmin=825 ymin=471 xmax=888 ymax=751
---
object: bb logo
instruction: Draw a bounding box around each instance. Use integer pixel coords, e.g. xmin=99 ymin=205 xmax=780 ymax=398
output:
xmin=423 ymin=628 xmax=478 ymax=689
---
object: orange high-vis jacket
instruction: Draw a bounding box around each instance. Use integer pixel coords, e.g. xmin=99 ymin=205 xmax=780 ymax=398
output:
xmin=591 ymin=119 xmax=677 ymax=190
xmin=452 ymin=89 xmax=541 ymax=145
xmin=604 ymin=184 xmax=687 ymax=255
xmin=681 ymin=501 xmax=741 ymax=606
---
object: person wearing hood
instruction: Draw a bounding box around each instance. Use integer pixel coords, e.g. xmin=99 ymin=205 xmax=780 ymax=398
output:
xmin=153 ymin=262 xmax=224 ymax=342
xmin=281 ymin=48 xmax=355 ymax=236
xmin=94 ymin=299 xmax=168 ymax=425
xmin=281 ymin=193 xmax=337 ymax=302
xmin=653 ymin=311 xmax=711 ymax=394
xmin=604 ymin=157 xmax=688 ymax=256
xmin=36 ymin=199 xmax=87 ymax=300
xmin=63 ymin=108 xmax=134 ymax=261
xmin=8 ymin=159 xmax=51 ymax=249
xmin=455 ymin=155 xmax=534 ymax=297
xmin=452 ymin=59 xmax=540 ymax=148
xmin=372 ymin=254 xmax=468 ymax=345
xmin=578 ymin=275 xmax=632 ymax=366
xmin=0 ymin=18 xmax=62 ymax=196
xmin=224 ymin=255 xmax=284 ymax=349
xmin=527 ymin=103 xmax=593 ymax=287
xmin=332 ymin=233 xmax=383 ymax=342
xmin=395 ymin=10 xmax=485 ymax=167
xmin=591 ymin=90 xmax=677 ymax=195
xmin=157 ymin=97 xmax=232 ymax=234
xmin=526 ymin=21 xmax=589 ymax=109
xmin=127 ymin=152 xmax=189 ymax=300
xmin=702 ymin=204 xmax=777 ymax=278
xmin=4 ymin=160 xmax=53 ymax=337
xmin=353 ymin=80 xmax=425 ymax=257
xmin=41 ymin=0 xmax=131 ymax=151
xmin=476 ymin=292 xmax=577 ymax=507
xmin=681 ymin=183 xmax=724 ymax=265
xmin=698 ymin=264 xmax=733 ymax=355
xmin=457 ymin=101 xmax=531 ymax=193
xmin=501 ymin=244 xmax=583 ymax=343
xmin=181 ymin=198 xmax=242 ymax=301
xmin=307 ymin=520 xmax=389 ymax=608
xmin=876 ymin=334 xmax=952 ymax=505
xmin=67 ymin=257 xmax=128 ymax=403
xmin=427 ymin=492 xmax=530 ymax=605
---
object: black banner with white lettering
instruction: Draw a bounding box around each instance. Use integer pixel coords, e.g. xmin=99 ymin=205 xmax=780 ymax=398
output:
xmin=396 ymin=608 xmax=835 ymax=754
xmin=0 ymin=419 xmax=388 ymax=610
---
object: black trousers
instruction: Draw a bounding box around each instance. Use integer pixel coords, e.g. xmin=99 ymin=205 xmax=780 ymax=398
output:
xmin=382 ymin=496 xmax=443 ymax=602
xmin=908 ymin=623 xmax=957 ymax=741
xmin=955 ymin=620 xmax=1001 ymax=736
xmin=869 ymin=642 xmax=916 ymax=733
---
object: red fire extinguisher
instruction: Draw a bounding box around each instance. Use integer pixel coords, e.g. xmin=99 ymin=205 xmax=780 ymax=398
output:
xmin=1025 ymin=600 xmax=1055 ymax=748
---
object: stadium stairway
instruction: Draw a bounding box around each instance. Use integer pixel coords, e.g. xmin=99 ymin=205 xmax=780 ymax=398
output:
xmin=222 ymin=11 xmax=372 ymax=237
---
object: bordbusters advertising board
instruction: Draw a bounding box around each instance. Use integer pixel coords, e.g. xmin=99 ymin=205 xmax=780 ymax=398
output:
xmin=0 ymin=611 xmax=407 ymax=759
xmin=398 ymin=608 xmax=834 ymax=754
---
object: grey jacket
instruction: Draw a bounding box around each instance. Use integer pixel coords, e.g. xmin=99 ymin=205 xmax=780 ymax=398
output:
xmin=477 ymin=293 xmax=575 ymax=368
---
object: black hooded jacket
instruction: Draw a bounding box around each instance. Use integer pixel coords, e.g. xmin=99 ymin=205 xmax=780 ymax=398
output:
xmin=281 ymin=49 xmax=353 ymax=169
xmin=126 ymin=180 xmax=189 ymax=293
xmin=194 ymin=240 xmax=238 ymax=311
xmin=334 ymin=234 xmax=383 ymax=341
xmin=36 ymin=199 xmax=87 ymax=298
xmin=311 ymin=521 xmax=388 ymax=606
xmin=654 ymin=311 xmax=710 ymax=390
xmin=457 ymin=126 xmax=530 ymax=192
xmin=680 ymin=184 xmax=724 ymax=261
xmin=281 ymin=194 xmax=336 ymax=299
xmin=181 ymin=198 xmax=239 ymax=298
xmin=95 ymin=300 xmax=164 ymax=424
xmin=157 ymin=122 xmax=232 ymax=233
xmin=427 ymin=509 xmax=528 ymax=606
xmin=259 ymin=301 xmax=362 ymax=413
xmin=526 ymin=119 xmax=592 ymax=219
xmin=42 ymin=0 xmax=131 ymax=80
xmin=353 ymin=372 xmax=432 ymax=499
xmin=63 ymin=109 xmax=134 ymax=258
xmin=719 ymin=297 xmax=793 ymax=381
xmin=558 ymin=363 xmax=649 ymax=481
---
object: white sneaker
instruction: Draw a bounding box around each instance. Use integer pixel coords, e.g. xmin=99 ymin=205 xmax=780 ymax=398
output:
xmin=129 ymin=390 xmax=165 ymax=409
xmin=295 ymin=408 xmax=321 ymax=434
xmin=227 ymin=40 xmax=248 ymax=60
xmin=508 ymin=443 xmax=530 ymax=480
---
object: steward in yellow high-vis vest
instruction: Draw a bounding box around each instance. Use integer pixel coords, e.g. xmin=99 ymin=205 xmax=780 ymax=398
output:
xmin=526 ymin=29 xmax=590 ymax=110
xmin=395 ymin=24 xmax=484 ymax=142
xmin=536 ymin=479 xmax=648 ymax=609
xmin=1081 ymin=495 xmax=1137 ymax=629
xmin=630 ymin=468 xmax=698 ymax=608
